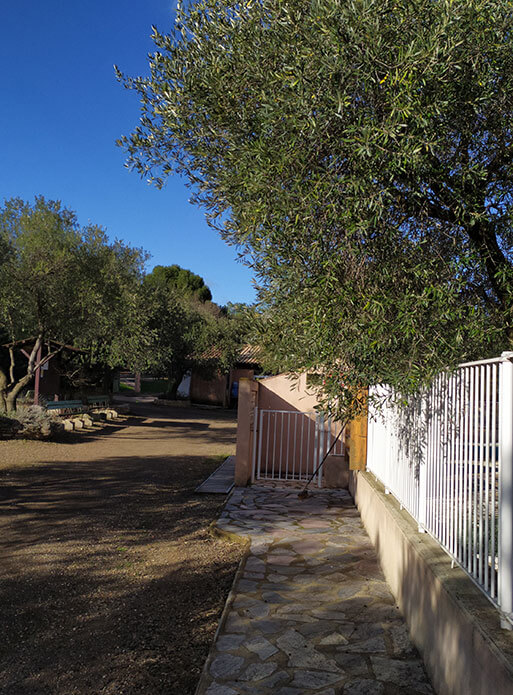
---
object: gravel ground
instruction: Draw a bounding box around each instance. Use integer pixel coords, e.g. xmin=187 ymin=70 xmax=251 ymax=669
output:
xmin=0 ymin=403 xmax=245 ymax=695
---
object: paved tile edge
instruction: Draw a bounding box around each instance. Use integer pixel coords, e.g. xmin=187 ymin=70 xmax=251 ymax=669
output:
xmin=195 ymin=496 xmax=251 ymax=695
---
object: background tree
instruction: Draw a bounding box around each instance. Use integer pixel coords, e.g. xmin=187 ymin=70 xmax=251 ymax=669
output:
xmin=118 ymin=0 xmax=513 ymax=415
xmin=140 ymin=266 xmax=247 ymax=399
xmin=0 ymin=197 xmax=146 ymax=411
xmin=144 ymin=264 xmax=212 ymax=302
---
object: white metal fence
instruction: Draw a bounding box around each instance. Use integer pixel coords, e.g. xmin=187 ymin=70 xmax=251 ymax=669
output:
xmin=252 ymin=408 xmax=345 ymax=486
xmin=367 ymin=352 xmax=513 ymax=623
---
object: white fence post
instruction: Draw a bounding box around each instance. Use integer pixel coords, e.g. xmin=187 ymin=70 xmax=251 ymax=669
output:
xmin=417 ymin=392 xmax=428 ymax=533
xmin=251 ymin=406 xmax=258 ymax=483
xmin=499 ymin=352 xmax=513 ymax=628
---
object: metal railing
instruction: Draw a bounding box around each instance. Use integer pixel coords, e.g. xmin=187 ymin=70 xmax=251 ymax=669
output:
xmin=252 ymin=409 xmax=345 ymax=486
xmin=367 ymin=352 xmax=513 ymax=625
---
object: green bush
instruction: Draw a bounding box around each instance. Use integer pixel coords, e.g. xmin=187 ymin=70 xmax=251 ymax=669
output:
xmin=15 ymin=406 xmax=63 ymax=440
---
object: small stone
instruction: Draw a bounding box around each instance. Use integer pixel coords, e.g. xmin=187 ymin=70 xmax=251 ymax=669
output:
xmin=244 ymin=635 xmax=279 ymax=660
xmin=388 ymin=624 xmax=417 ymax=657
xmin=262 ymin=591 xmax=290 ymax=603
xmin=364 ymin=581 xmax=393 ymax=599
xmin=344 ymin=679 xmax=385 ymax=695
xmin=350 ymin=623 xmax=385 ymax=642
xmin=216 ymin=634 xmax=245 ymax=652
xmin=245 ymin=557 xmax=266 ymax=573
xmin=276 ymin=628 xmax=339 ymax=672
xmin=319 ymin=632 xmax=349 ymax=646
xmin=237 ymin=579 xmax=258 ymax=593
xmin=243 ymin=601 xmax=270 ymax=619
xmin=334 ymin=653 xmax=370 ymax=677
xmin=300 ymin=519 xmax=332 ymax=528
xmin=337 ymin=582 xmax=362 ymax=600
xmin=205 ymin=682 xmax=239 ymax=695
xmin=266 ymin=574 xmax=288 ymax=583
xmin=224 ymin=615 xmax=249 ymax=633
xmin=256 ymin=670 xmax=289 ymax=688
xmin=275 ymin=603 xmax=315 ymax=615
xmin=268 ymin=565 xmax=303 ymax=575
xmin=311 ymin=608 xmax=347 ymax=621
xmin=274 ymin=613 xmax=316 ymax=623
xmin=342 ymin=636 xmax=387 ymax=654
xmin=370 ymin=657 xmax=433 ymax=693
xmin=239 ymin=661 xmax=277 ymax=681
xmin=289 ymin=670 xmax=342 ymax=689
xmin=249 ymin=618 xmax=283 ymax=634
xmin=210 ymin=654 xmax=244 ymax=679
xmin=267 ymin=555 xmax=296 ymax=566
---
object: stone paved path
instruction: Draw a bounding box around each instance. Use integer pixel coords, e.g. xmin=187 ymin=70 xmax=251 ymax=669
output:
xmin=197 ymin=484 xmax=435 ymax=695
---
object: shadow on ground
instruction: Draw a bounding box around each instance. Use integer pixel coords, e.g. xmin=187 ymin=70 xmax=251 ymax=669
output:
xmin=0 ymin=404 xmax=242 ymax=695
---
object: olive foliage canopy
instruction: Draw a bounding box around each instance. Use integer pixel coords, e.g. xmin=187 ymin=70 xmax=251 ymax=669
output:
xmin=118 ymin=0 xmax=513 ymax=413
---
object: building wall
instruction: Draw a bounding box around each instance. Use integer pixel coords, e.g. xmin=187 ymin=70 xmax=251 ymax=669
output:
xmin=38 ymin=360 xmax=61 ymax=399
xmin=190 ymin=370 xmax=229 ymax=406
xmin=257 ymin=372 xmax=320 ymax=412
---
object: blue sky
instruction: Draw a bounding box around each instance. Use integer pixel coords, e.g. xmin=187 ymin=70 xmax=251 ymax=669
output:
xmin=0 ymin=1 xmax=256 ymax=306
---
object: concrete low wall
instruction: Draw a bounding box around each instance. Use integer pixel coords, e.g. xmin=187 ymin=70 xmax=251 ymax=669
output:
xmin=350 ymin=471 xmax=513 ymax=695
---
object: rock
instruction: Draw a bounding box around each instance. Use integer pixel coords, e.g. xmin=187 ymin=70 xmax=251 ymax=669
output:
xmin=276 ymin=629 xmax=339 ymax=672
xmin=370 ymin=656 xmax=433 ymax=693
xmin=344 ymin=679 xmax=385 ymax=694
xmin=216 ymin=634 xmax=245 ymax=652
xmin=205 ymin=683 xmax=238 ymax=695
xmin=319 ymin=632 xmax=349 ymax=646
xmin=289 ymin=669 xmax=342 ymax=689
xmin=239 ymin=661 xmax=277 ymax=681
xmin=244 ymin=635 xmax=279 ymax=660
xmin=209 ymin=654 xmax=244 ymax=679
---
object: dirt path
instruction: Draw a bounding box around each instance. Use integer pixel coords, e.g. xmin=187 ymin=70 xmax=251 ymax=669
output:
xmin=0 ymin=404 xmax=244 ymax=695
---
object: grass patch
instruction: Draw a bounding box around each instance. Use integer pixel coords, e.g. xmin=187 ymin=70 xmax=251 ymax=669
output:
xmin=120 ymin=379 xmax=169 ymax=394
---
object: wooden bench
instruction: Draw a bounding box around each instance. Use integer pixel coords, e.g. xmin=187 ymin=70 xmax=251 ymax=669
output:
xmin=45 ymin=400 xmax=85 ymax=415
xmin=86 ymin=395 xmax=110 ymax=408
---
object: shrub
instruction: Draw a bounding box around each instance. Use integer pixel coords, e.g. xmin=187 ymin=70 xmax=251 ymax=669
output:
xmin=15 ymin=406 xmax=63 ymax=440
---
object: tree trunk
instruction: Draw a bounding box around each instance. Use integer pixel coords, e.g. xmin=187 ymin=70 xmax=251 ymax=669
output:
xmin=5 ymin=373 xmax=32 ymax=413
xmin=167 ymin=370 xmax=184 ymax=401
xmin=0 ymin=335 xmax=64 ymax=413
xmin=0 ymin=367 xmax=7 ymax=412
xmin=102 ymin=366 xmax=114 ymax=394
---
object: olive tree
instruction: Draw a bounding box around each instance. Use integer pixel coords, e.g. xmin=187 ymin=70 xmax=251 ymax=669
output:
xmin=0 ymin=197 xmax=146 ymax=411
xmin=118 ymin=0 xmax=513 ymax=413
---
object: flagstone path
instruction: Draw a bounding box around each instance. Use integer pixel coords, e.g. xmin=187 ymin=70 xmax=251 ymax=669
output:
xmin=197 ymin=484 xmax=435 ymax=695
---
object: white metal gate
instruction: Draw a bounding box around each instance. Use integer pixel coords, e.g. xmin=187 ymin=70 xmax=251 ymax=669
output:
xmin=251 ymin=408 xmax=344 ymax=486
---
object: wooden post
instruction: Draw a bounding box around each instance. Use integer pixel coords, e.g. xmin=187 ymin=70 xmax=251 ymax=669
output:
xmin=349 ymin=389 xmax=369 ymax=471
